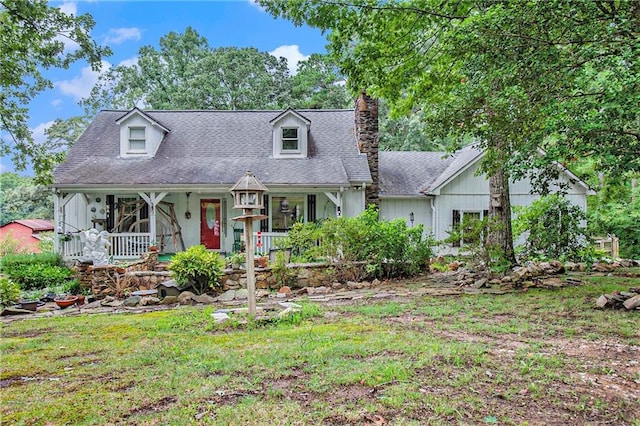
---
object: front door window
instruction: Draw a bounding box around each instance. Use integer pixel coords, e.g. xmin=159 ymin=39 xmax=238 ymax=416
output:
xmin=200 ymin=199 xmax=221 ymax=249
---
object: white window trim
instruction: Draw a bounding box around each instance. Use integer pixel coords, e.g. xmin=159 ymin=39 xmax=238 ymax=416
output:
xmin=281 ymin=127 xmax=300 ymax=153
xmin=127 ymin=126 xmax=147 ymax=153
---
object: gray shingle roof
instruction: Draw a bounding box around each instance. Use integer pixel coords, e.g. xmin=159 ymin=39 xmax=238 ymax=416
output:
xmin=379 ymin=144 xmax=484 ymax=196
xmin=54 ymin=109 xmax=372 ymax=187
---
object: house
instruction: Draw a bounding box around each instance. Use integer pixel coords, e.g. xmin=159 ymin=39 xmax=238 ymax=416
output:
xmin=378 ymin=145 xmax=595 ymax=251
xmin=0 ymin=219 xmax=54 ymax=253
xmin=52 ymin=94 xmax=593 ymax=260
xmin=52 ymin=96 xmax=377 ymax=259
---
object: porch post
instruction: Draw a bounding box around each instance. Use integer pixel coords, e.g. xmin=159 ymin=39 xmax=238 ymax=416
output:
xmin=323 ymin=191 xmax=343 ymax=217
xmin=54 ymin=192 xmax=75 ymax=255
xmin=139 ymin=192 xmax=168 ymax=246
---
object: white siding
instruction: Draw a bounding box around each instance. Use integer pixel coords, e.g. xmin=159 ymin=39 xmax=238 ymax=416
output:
xmin=380 ymin=198 xmax=433 ymax=234
xmin=434 ymin=161 xmax=590 ymax=243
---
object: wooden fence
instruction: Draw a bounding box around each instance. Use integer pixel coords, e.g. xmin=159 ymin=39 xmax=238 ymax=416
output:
xmin=592 ymin=235 xmax=620 ymax=258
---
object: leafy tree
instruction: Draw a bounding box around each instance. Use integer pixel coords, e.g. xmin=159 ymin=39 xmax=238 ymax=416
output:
xmin=0 ymin=173 xmax=53 ymax=224
xmin=84 ymin=27 xmax=293 ymax=112
xmin=1 ymin=0 xmax=110 ymax=183
xmin=258 ymin=0 xmax=640 ymax=265
xmin=378 ymin=100 xmax=448 ymax=152
xmin=290 ymin=53 xmax=351 ymax=109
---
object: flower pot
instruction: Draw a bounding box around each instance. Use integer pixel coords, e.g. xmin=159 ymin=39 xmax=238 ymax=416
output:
xmin=75 ymin=295 xmax=85 ymax=306
xmin=148 ymin=246 xmax=159 ymax=252
xmin=54 ymin=296 xmax=78 ymax=309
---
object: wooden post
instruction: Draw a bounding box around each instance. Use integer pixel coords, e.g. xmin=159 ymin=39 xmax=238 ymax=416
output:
xmin=244 ymin=214 xmax=256 ymax=317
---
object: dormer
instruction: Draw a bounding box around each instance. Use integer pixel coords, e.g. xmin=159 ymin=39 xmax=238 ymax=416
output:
xmin=115 ymin=108 xmax=170 ymax=158
xmin=269 ymin=108 xmax=311 ymax=159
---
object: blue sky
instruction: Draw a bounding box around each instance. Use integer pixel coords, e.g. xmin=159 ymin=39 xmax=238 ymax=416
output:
xmin=2 ymin=0 xmax=329 ymax=175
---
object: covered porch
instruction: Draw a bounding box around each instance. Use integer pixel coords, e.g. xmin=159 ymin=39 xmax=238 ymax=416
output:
xmin=53 ymin=187 xmax=354 ymax=261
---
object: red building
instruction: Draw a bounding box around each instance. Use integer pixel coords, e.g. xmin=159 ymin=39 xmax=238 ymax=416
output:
xmin=0 ymin=219 xmax=54 ymax=253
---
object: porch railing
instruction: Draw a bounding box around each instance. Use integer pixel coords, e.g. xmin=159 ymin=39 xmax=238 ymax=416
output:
xmin=253 ymin=232 xmax=287 ymax=256
xmin=109 ymin=233 xmax=152 ymax=260
xmin=61 ymin=233 xmax=152 ymax=260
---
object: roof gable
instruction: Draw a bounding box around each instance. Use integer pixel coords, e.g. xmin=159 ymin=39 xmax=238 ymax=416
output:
xmin=115 ymin=107 xmax=171 ymax=132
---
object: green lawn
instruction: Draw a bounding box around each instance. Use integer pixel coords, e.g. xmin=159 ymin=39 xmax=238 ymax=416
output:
xmin=1 ymin=273 xmax=639 ymax=425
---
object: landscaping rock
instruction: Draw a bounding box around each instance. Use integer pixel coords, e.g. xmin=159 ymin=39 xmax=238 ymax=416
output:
xmin=211 ymin=312 xmax=230 ymax=324
xmin=177 ymin=291 xmax=197 ymax=305
xmin=471 ymin=278 xmax=488 ymax=289
xmin=216 ymin=289 xmax=236 ymax=302
xmin=235 ymin=289 xmax=248 ymax=300
xmin=160 ymin=295 xmax=178 ymax=305
xmin=140 ymin=296 xmax=160 ymax=306
xmin=123 ymin=295 xmax=142 ymax=307
xmin=278 ymin=286 xmax=292 ymax=296
xmin=193 ymin=294 xmax=216 ymax=304
xmin=623 ymin=295 xmax=640 ymax=310
xmin=1 ymin=307 xmax=34 ymax=316
xmin=596 ymin=295 xmax=609 ymax=309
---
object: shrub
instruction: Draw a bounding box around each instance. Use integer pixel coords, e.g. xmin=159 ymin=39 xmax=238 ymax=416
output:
xmin=0 ymin=253 xmax=71 ymax=290
xmin=513 ymin=194 xmax=589 ymax=261
xmin=169 ymin=245 xmax=225 ymax=295
xmin=0 ymin=231 xmax=27 ymax=257
xmin=316 ymin=205 xmax=435 ymax=280
xmin=278 ymin=221 xmax=323 ymax=262
xmin=0 ymin=276 xmax=21 ymax=307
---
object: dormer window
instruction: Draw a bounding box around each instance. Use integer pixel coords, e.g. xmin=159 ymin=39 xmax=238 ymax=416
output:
xmin=282 ymin=127 xmax=299 ymax=151
xmin=270 ymin=108 xmax=310 ymax=158
xmin=128 ymin=127 xmax=146 ymax=152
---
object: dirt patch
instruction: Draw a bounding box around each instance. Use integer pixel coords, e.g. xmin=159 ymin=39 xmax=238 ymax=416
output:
xmin=125 ymin=396 xmax=177 ymax=418
xmin=2 ymin=327 xmax=54 ymax=338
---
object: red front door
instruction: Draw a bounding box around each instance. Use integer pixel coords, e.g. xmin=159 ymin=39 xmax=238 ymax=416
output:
xmin=200 ymin=199 xmax=221 ymax=250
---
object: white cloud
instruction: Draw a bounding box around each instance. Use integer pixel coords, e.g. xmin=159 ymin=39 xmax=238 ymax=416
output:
xmin=51 ymin=99 xmax=63 ymax=108
xmin=58 ymin=1 xmax=77 ymax=16
xmin=56 ymin=60 xmax=110 ymax=101
xmin=269 ymin=45 xmax=310 ymax=75
xmin=104 ymin=27 xmax=142 ymax=45
xmin=118 ymin=56 xmax=139 ymax=68
xmin=31 ymin=121 xmax=56 ymax=144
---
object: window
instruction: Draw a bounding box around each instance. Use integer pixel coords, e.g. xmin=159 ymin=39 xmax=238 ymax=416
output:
xmin=128 ymin=127 xmax=146 ymax=152
xmin=271 ymin=195 xmax=304 ymax=231
xmin=281 ymin=127 xmax=299 ymax=151
xmin=451 ymin=210 xmax=489 ymax=247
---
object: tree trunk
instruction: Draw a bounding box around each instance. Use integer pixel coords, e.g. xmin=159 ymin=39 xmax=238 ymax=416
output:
xmin=486 ymin=166 xmax=516 ymax=265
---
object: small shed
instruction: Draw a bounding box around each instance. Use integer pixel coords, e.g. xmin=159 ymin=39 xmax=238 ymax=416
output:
xmin=0 ymin=219 xmax=54 ymax=253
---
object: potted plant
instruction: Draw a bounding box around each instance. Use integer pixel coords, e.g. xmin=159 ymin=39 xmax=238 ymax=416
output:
xmin=148 ymin=240 xmax=159 ymax=252
xmin=228 ymin=252 xmax=246 ymax=270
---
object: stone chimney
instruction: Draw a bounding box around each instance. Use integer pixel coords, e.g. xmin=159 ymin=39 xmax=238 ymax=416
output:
xmin=355 ymin=92 xmax=379 ymax=210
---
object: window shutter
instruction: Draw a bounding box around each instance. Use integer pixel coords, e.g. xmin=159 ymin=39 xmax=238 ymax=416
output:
xmin=107 ymin=195 xmax=115 ymax=231
xmin=452 ymin=210 xmax=461 ymax=247
xmin=307 ymin=194 xmax=316 ymax=222
xmin=260 ymin=195 xmax=269 ymax=232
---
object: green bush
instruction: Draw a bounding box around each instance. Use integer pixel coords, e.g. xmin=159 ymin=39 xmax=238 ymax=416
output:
xmin=169 ymin=245 xmax=225 ymax=295
xmin=513 ymin=194 xmax=589 ymax=261
xmin=278 ymin=221 xmax=323 ymax=262
xmin=315 ymin=205 xmax=435 ymax=280
xmin=0 ymin=253 xmax=71 ymax=290
xmin=0 ymin=276 xmax=21 ymax=307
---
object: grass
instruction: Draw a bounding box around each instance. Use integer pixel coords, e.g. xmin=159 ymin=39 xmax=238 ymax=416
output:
xmin=1 ymin=273 xmax=639 ymax=425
